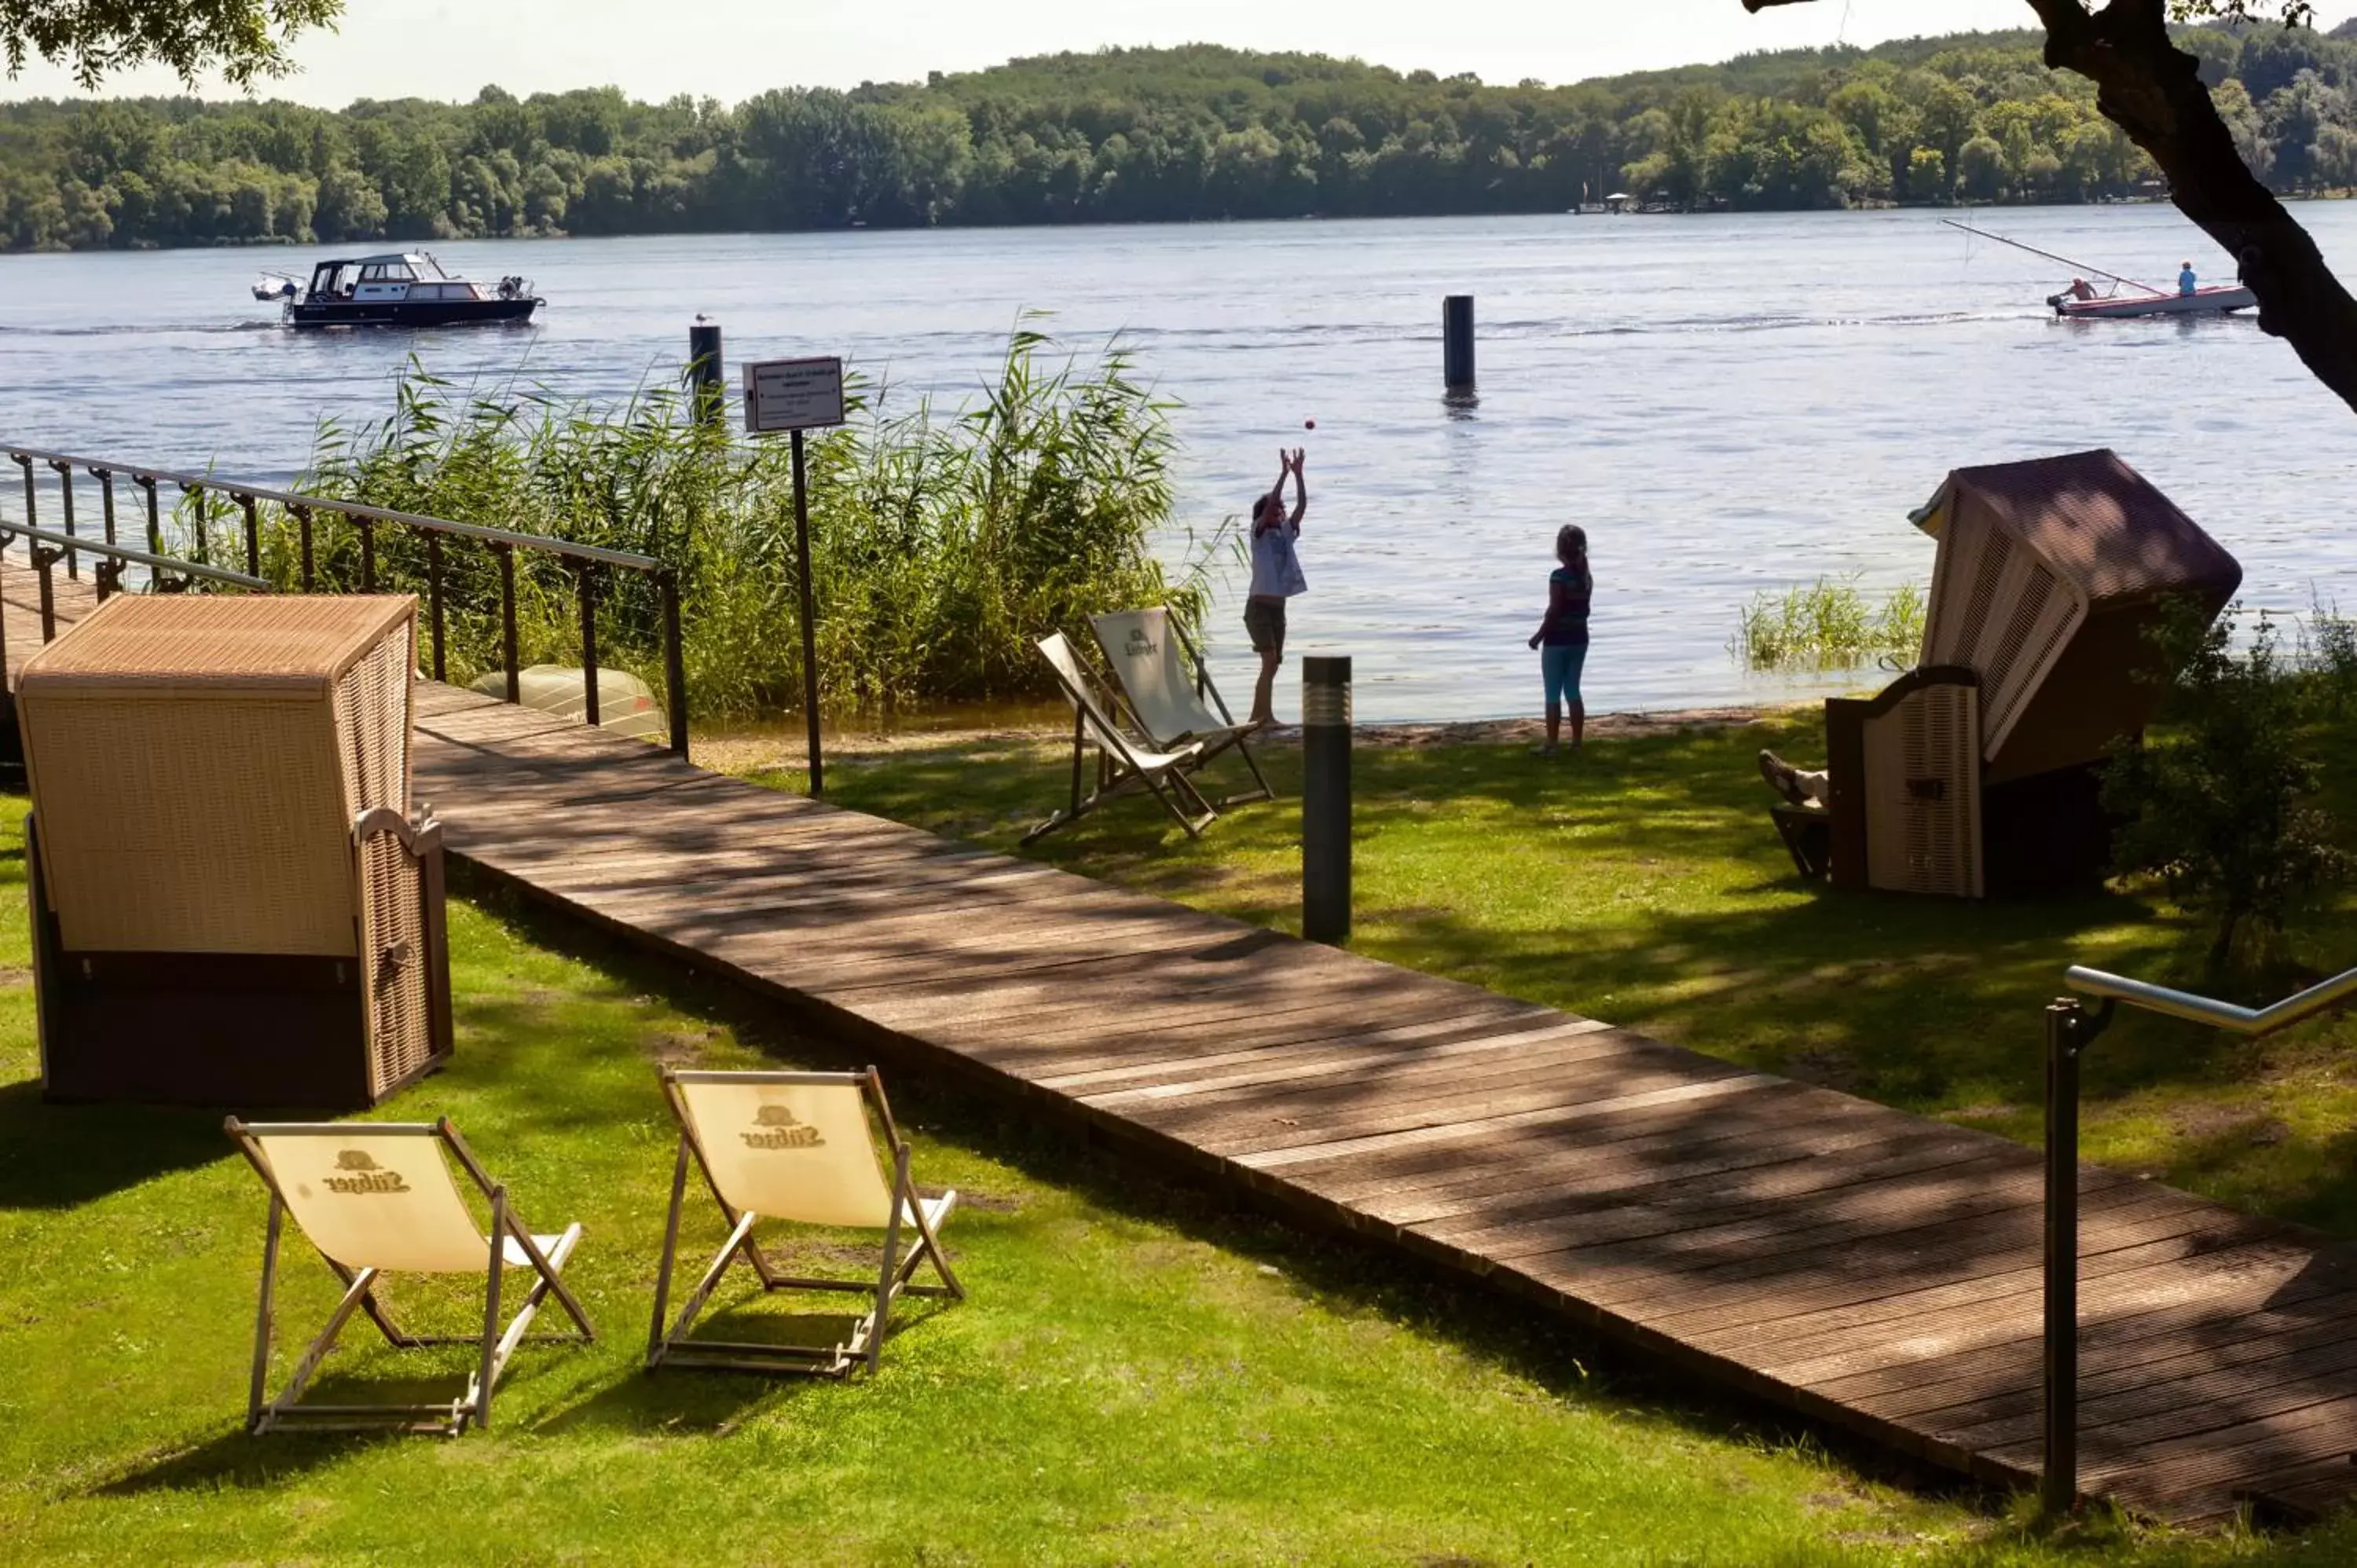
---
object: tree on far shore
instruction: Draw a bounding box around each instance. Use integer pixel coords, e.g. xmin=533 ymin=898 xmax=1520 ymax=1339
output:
xmin=1742 ymin=1 xmax=2357 ymax=416
xmin=2 ymin=0 xmax=340 ymax=90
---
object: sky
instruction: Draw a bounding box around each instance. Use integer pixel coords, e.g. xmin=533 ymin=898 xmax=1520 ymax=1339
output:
xmin=8 ymin=0 xmax=2355 ymax=108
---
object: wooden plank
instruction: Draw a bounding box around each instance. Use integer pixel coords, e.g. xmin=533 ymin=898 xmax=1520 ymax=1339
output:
xmin=398 ymin=687 xmax=2357 ymax=1530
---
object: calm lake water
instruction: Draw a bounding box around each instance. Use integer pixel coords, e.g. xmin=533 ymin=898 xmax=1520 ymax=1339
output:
xmin=5 ymin=207 xmax=2356 ymax=724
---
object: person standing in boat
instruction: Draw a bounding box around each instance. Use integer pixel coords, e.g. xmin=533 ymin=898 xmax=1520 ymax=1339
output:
xmin=2179 ymin=261 xmax=2199 ymax=296
xmin=2065 ymin=277 xmax=2098 ymax=302
xmin=1244 ymin=448 xmax=1307 ymax=730
xmin=1527 ymin=524 xmax=1591 ymax=758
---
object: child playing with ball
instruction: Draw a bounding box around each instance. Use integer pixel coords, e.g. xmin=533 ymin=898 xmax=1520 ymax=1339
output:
xmin=1244 ymin=447 xmax=1308 ymax=728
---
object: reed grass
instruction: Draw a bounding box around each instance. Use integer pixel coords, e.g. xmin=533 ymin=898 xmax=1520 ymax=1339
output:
xmin=1729 ymin=576 xmax=1924 ymax=673
xmin=161 ymin=323 xmax=1222 ymax=725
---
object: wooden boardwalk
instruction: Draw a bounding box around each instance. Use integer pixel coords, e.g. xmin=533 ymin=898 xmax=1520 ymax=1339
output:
xmin=12 ymin=556 xmax=2357 ymax=1526
xmin=399 ymin=682 xmax=2357 ymax=1530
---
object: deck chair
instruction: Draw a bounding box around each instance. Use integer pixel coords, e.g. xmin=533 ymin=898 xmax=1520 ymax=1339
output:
xmin=1022 ymin=632 xmax=1216 ymax=845
xmin=1090 ymin=606 xmax=1274 ymax=809
xmin=223 ymin=1116 xmax=593 ymax=1436
xmin=647 ymin=1068 xmax=964 ymax=1378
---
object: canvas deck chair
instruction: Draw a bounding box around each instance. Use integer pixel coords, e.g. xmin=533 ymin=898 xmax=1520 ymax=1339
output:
xmin=1022 ymin=632 xmax=1216 ymax=845
xmin=649 ymin=1068 xmax=963 ymax=1378
xmin=1090 ymin=606 xmax=1274 ymax=809
xmin=222 ymin=1117 xmax=593 ymax=1436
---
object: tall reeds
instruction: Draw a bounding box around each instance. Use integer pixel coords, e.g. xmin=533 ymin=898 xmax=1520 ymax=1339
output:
xmin=174 ymin=325 xmax=1217 ymax=725
xmin=1728 ymin=576 xmax=1924 ymax=673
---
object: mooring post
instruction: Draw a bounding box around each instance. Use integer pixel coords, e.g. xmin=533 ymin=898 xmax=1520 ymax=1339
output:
xmin=687 ymin=320 xmax=724 ymax=428
xmin=1302 ymin=654 xmax=1352 ymax=943
xmin=2042 ymin=996 xmax=2089 ymax=1519
xmin=1442 ymin=295 xmax=1475 ymax=397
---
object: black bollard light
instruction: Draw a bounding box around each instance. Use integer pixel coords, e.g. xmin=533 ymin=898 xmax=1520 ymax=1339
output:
xmin=687 ymin=319 xmax=724 ymax=427
xmin=1442 ymin=295 xmax=1475 ymax=397
xmin=1302 ymin=655 xmax=1352 ymax=944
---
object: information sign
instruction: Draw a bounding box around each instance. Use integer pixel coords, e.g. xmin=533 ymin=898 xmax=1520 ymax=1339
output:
xmin=742 ymin=356 xmax=846 ymax=433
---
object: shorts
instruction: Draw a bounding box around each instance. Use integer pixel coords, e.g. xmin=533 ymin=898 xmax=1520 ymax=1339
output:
xmin=1541 ymin=641 xmax=1587 ymax=710
xmin=1244 ymin=595 xmax=1287 ymax=656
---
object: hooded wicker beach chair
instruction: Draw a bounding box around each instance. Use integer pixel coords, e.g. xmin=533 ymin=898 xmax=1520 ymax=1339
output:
xmin=17 ymin=595 xmax=452 ymax=1108
xmin=1808 ymin=450 xmax=2241 ymax=897
xmin=1090 ymin=606 xmax=1274 ymax=809
xmin=647 ymin=1068 xmax=963 ymax=1378
xmin=222 ymin=1116 xmax=593 ymax=1435
xmin=1022 ymin=631 xmax=1215 ymax=845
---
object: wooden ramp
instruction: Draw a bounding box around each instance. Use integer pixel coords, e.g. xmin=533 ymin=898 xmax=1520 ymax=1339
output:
xmin=397 ymin=683 xmax=2357 ymax=1529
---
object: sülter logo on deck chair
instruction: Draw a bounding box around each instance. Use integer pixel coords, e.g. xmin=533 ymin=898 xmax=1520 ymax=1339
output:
xmin=323 ymin=1149 xmax=412 ymax=1195
xmin=742 ymin=1103 xmax=825 ymax=1150
xmin=1125 ymin=628 xmax=1157 ymax=658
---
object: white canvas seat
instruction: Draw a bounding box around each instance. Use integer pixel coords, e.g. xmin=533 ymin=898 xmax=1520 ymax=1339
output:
xmin=1090 ymin=606 xmax=1274 ymax=811
xmin=1022 ymin=631 xmax=1216 ymax=845
xmin=648 ymin=1068 xmax=964 ymax=1378
xmin=223 ymin=1117 xmax=593 ymax=1435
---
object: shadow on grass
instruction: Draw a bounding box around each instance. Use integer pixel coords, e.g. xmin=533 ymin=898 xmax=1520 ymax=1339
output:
xmin=432 ymin=870 xmax=2051 ymax=1517
xmin=94 ymin=1430 xmax=394 ymax=1497
xmin=0 ymin=1079 xmax=229 ymax=1208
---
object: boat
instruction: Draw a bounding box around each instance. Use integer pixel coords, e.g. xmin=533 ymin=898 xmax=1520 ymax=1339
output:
xmin=2047 ymin=284 xmax=2256 ymax=319
xmin=1941 ymin=218 xmax=2256 ymax=321
xmin=250 ymin=251 xmax=542 ymax=328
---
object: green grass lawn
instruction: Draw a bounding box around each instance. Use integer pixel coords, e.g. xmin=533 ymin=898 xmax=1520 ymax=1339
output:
xmin=749 ymin=709 xmax=2357 ymax=1241
xmin=9 ymin=702 xmax=2357 ymax=1564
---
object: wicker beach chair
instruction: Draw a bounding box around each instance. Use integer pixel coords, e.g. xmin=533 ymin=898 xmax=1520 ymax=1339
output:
xmin=224 ymin=1116 xmax=594 ymax=1435
xmin=1023 ymin=632 xmax=1215 ymax=845
xmin=1089 ymin=606 xmax=1274 ymax=809
xmin=647 ymin=1068 xmax=964 ymax=1378
xmin=18 ymin=595 xmax=453 ymax=1108
xmin=1805 ymin=450 xmax=2241 ymax=897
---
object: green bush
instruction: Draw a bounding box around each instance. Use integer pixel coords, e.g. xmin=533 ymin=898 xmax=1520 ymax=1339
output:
xmin=2102 ymin=599 xmax=2350 ymax=976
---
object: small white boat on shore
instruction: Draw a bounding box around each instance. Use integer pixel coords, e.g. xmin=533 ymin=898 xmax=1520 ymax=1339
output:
xmin=2047 ymin=284 xmax=2256 ymax=319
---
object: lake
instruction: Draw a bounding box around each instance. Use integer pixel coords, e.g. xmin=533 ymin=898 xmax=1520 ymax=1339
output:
xmin=5 ymin=207 xmax=2355 ymax=724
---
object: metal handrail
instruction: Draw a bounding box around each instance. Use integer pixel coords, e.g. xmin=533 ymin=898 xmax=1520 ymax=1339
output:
xmin=5 ymin=445 xmax=657 ymax=570
xmin=0 ymin=518 xmax=269 ymax=590
xmin=2064 ymin=962 xmax=2357 ymax=1035
xmin=2037 ymin=956 xmax=2357 ymax=1517
xmin=5 ymin=444 xmax=691 ymax=760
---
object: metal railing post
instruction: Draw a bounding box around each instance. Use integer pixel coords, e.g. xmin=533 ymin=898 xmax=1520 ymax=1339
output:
xmin=357 ymin=515 xmax=376 ymax=592
xmin=180 ymin=482 xmax=208 ymax=563
xmin=576 ymin=562 xmax=601 ymax=727
xmin=2042 ymin=995 xmax=2112 ymax=1519
xmin=496 ymin=544 xmax=520 ymax=704
xmin=93 ymin=467 xmax=116 ymax=546
xmin=137 ymin=473 xmax=161 ymax=553
xmin=294 ymin=504 xmax=315 ymax=592
xmin=426 ymin=532 xmax=447 ymax=683
xmin=659 ymin=570 xmax=689 ymax=760
xmin=49 ymin=460 xmax=78 ymax=579
xmin=31 ymin=545 xmax=60 ymax=640
xmin=16 ymin=453 xmax=36 ymax=541
xmin=236 ymin=492 xmax=261 ymax=578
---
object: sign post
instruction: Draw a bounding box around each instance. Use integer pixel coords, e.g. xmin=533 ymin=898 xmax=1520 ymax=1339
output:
xmin=742 ymin=355 xmax=847 ymax=798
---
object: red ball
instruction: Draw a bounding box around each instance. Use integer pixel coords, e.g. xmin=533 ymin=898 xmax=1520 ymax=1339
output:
xmin=1304 ymin=419 xmax=1316 ymax=430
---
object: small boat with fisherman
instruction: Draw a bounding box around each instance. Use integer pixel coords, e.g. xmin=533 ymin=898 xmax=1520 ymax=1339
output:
xmin=251 ymin=251 xmax=542 ymax=328
xmin=1942 ymin=219 xmax=2256 ymax=320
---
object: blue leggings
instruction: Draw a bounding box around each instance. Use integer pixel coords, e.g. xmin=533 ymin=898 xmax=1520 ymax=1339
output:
xmin=1541 ymin=642 xmax=1587 ymax=712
